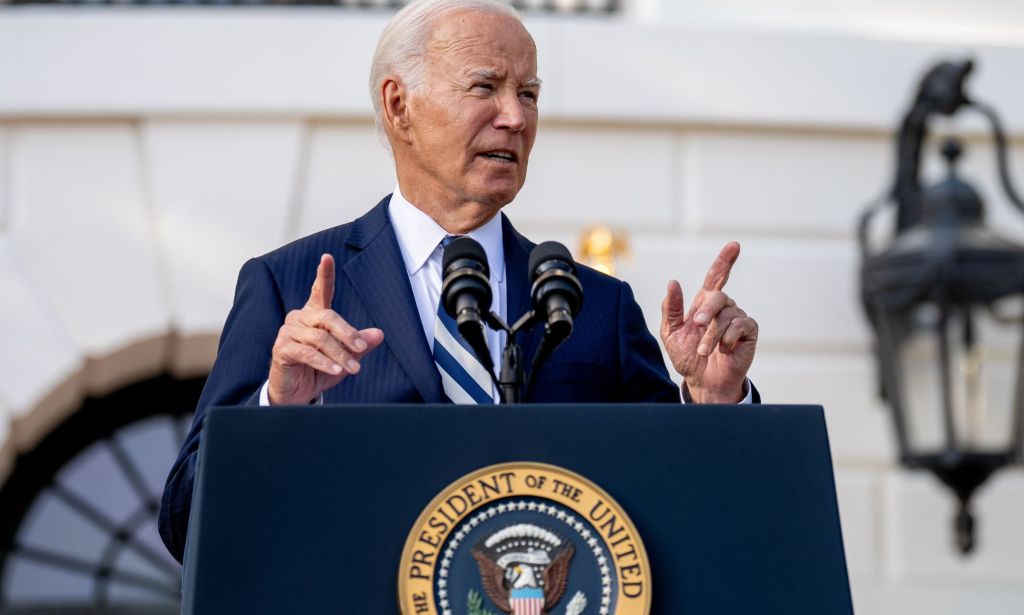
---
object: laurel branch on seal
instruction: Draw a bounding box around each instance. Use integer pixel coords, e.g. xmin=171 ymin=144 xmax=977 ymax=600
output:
xmin=468 ymin=589 xmax=497 ymax=615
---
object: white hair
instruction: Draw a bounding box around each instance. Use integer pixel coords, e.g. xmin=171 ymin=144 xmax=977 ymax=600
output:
xmin=369 ymin=0 xmax=523 ymax=150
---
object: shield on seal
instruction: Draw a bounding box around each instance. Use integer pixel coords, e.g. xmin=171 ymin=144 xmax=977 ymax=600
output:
xmin=510 ymin=586 xmax=545 ymax=615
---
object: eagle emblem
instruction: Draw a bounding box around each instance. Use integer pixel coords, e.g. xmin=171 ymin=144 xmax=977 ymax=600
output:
xmin=398 ymin=464 xmax=651 ymax=615
xmin=471 ymin=523 xmax=576 ymax=615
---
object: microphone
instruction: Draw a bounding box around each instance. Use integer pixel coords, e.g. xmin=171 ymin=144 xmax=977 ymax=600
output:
xmin=528 ymin=242 xmax=583 ymax=373
xmin=441 ymin=236 xmax=494 ymax=372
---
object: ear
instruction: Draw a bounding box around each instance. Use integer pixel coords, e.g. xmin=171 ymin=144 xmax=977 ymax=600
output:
xmin=382 ymin=77 xmax=412 ymax=143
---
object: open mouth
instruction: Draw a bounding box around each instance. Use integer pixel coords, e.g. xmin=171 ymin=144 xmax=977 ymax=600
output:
xmin=479 ymin=150 xmax=517 ymax=163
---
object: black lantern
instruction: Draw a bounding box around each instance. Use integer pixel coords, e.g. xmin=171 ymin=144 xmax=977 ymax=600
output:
xmin=860 ymin=60 xmax=1024 ymax=554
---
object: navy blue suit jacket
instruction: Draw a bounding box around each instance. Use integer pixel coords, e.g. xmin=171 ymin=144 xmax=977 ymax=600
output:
xmin=159 ymin=196 xmax=684 ymax=562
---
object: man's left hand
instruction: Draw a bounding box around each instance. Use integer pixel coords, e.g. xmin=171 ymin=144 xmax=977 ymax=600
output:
xmin=660 ymin=241 xmax=758 ymax=404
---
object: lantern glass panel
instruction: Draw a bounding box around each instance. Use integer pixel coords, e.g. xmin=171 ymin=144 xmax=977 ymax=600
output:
xmin=900 ymin=303 xmax=945 ymax=452
xmin=899 ymin=299 xmax=1022 ymax=455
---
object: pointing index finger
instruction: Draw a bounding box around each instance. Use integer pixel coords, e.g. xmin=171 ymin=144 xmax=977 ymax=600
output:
xmin=702 ymin=241 xmax=741 ymax=292
xmin=307 ymin=253 xmax=335 ymax=310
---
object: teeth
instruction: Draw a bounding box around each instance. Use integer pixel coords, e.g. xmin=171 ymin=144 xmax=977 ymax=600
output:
xmin=484 ymin=152 xmax=513 ymax=161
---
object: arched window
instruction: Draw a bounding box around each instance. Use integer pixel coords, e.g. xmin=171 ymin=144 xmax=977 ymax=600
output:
xmin=0 ymin=375 xmax=204 ymax=612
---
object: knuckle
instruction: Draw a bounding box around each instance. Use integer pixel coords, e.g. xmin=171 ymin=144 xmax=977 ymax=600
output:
xmin=308 ymin=330 xmax=329 ymax=348
xmin=722 ymin=307 xmax=742 ymax=321
xmin=700 ymin=293 xmax=722 ymax=312
xmin=271 ymin=341 xmax=287 ymax=360
xmin=272 ymin=340 xmax=290 ymax=358
xmin=324 ymin=311 xmax=349 ymax=331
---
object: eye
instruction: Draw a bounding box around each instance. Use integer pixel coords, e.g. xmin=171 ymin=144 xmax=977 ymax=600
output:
xmin=519 ymin=90 xmax=539 ymax=102
xmin=472 ymin=82 xmax=494 ymax=92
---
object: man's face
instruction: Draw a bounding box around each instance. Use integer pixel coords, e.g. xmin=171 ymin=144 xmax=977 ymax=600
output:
xmin=398 ymin=10 xmax=539 ymax=219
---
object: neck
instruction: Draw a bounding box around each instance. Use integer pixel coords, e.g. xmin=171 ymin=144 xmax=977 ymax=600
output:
xmin=422 ymin=204 xmax=499 ymax=235
xmin=396 ymin=181 xmax=501 ymax=235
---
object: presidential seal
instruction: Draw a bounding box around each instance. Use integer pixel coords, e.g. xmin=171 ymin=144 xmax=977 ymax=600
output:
xmin=398 ymin=462 xmax=650 ymax=615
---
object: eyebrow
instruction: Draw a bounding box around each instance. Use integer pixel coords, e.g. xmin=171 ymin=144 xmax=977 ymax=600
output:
xmin=467 ymin=69 xmax=543 ymax=89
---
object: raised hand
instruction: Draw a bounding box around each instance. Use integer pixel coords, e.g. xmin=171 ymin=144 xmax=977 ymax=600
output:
xmin=268 ymin=254 xmax=385 ymax=405
xmin=660 ymin=242 xmax=758 ymax=404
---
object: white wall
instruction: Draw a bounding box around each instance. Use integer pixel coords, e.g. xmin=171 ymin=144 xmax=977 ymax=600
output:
xmin=1 ymin=7 xmax=1023 ymax=613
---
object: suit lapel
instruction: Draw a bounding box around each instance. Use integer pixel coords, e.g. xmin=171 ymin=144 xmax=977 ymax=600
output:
xmin=343 ymin=198 xmax=444 ymax=403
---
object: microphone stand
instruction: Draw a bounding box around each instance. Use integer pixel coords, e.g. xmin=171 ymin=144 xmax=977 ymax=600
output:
xmin=483 ymin=311 xmax=542 ymax=404
xmin=453 ymin=243 xmax=582 ymax=405
xmin=499 ymin=342 xmax=523 ymax=404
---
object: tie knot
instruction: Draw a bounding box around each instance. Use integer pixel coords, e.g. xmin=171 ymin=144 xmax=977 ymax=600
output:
xmin=440 ymin=235 xmax=460 ymax=250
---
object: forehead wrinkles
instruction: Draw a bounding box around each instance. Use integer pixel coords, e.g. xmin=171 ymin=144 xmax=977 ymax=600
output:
xmin=424 ymin=12 xmax=536 ymax=73
xmin=429 ymin=31 xmax=488 ymax=57
xmin=426 ymin=41 xmax=538 ymax=86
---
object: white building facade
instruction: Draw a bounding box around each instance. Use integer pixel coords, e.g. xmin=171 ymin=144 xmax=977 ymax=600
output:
xmin=1 ymin=1 xmax=1023 ymax=611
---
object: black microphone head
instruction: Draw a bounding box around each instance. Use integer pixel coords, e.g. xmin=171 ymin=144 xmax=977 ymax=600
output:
xmin=529 ymin=241 xmax=576 ymax=281
xmin=525 ymin=242 xmax=582 ymax=381
xmin=441 ymin=235 xmax=493 ymax=319
xmin=529 ymin=241 xmax=582 ymax=319
xmin=443 ymin=236 xmax=490 ymax=278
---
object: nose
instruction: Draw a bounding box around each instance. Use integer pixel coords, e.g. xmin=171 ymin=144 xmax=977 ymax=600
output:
xmin=493 ymin=91 xmax=527 ymax=132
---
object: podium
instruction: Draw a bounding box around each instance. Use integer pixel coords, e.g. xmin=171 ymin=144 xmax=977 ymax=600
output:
xmin=181 ymin=404 xmax=852 ymax=614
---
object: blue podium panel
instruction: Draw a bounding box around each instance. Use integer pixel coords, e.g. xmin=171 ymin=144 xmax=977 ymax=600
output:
xmin=182 ymin=404 xmax=852 ymax=614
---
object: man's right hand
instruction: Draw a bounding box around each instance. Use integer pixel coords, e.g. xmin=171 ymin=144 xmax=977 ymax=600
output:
xmin=268 ymin=253 xmax=385 ymax=405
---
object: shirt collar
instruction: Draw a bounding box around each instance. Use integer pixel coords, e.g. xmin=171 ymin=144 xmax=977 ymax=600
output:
xmin=388 ymin=186 xmax=505 ymax=282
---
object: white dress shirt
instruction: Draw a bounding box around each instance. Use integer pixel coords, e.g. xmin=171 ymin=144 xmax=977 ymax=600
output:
xmin=388 ymin=187 xmax=506 ymax=403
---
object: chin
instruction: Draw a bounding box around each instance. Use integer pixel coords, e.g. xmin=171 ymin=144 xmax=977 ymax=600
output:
xmin=465 ymin=200 xmax=509 ymax=220
xmin=478 ymin=196 xmax=515 ymax=213
xmin=475 ymin=182 xmax=524 ymax=208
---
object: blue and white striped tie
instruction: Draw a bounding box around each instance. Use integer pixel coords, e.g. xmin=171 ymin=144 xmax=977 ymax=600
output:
xmin=433 ymin=236 xmax=495 ymax=404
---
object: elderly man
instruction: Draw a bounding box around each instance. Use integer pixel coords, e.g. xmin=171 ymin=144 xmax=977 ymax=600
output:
xmin=159 ymin=0 xmax=758 ymax=563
